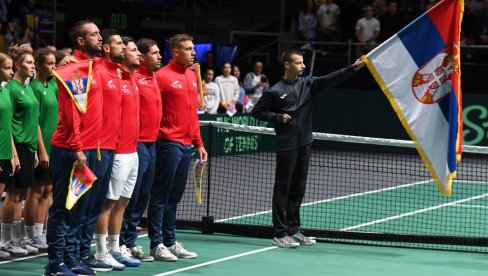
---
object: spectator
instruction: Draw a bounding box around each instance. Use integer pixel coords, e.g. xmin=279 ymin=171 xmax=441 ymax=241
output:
xmin=203 ymin=69 xmax=220 ymax=114
xmin=372 ymin=0 xmax=387 ymax=17
xmin=200 ymin=51 xmax=220 ymax=78
xmin=4 ymin=21 xmax=20 ymax=49
xmin=298 ymin=0 xmax=318 ymax=43
xmin=317 ymin=0 xmax=341 ymax=42
xmin=215 ymin=62 xmax=241 ymax=114
xmin=473 ymin=0 xmax=488 ymax=45
xmin=355 ymin=5 xmax=380 ymax=57
xmin=379 ymin=1 xmax=404 ymax=42
xmin=243 ymin=60 xmax=269 ymax=113
xmin=231 ymin=64 xmax=245 ymax=103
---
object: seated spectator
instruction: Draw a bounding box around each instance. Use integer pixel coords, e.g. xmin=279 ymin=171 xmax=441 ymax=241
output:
xmin=231 ymin=65 xmax=245 ymax=104
xmin=355 ymin=5 xmax=380 ymax=57
xmin=200 ymin=51 xmax=220 ymax=78
xmin=473 ymin=0 xmax=488 ymax=45
xmin=317 ymin=0 xmax=341 ymax=42
xmin=298 ymin=0 xmax=318 ymax=43
xmin=243 ymin=60 xmax=269 ymax=113
xmin=215 ymin=62 xmax=241 ymax=114
xmin=379 ymin=1 xmax=404 ymax=42
xmin=203 ymin=69 xmax=220 ymax=114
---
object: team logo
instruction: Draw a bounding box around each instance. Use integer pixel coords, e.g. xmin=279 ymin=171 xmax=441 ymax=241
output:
xmin=280 ymin=94 xmax=287 ymax=99
xmin=71 ymin=72 xmax=85 ymax=94
xmin=193 ymin=81 xmax=197 ymax=87
xmin=43 ymin=91 xmax=47 ymax=95
xmin=106 ymin=80 xmax=116 ymax=89
xmin=411 ymin=50 xmax=453 ymax=104
xmin=138 ymin=77 xmax=148 ymax=86
xmin=170 ymin=80 xmax=182 ymax=89
xmin=90 ymin=76 xmax=97 ymax=85
xmin=121 ymin=84 xmax=130 ymax=94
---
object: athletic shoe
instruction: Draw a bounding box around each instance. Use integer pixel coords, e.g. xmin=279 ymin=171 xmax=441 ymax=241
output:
xmin=44 ymin=263 xmax=77 ymax=276
xmin=291 ymin=231 xmax=316 ymax=246
xmin=0 ymin=249 xmax=9 ymax=259
xmin=81 ymin=255 xmax=113 ymax=272
xmin=95 ymin=251 xmax=125 ymax=271
xmin=18 ymin=238 xmax=39 ymax=254
xmin=26 ymin=236 xmax=49 ymax=251
xmin=272 ymin=236 xmax=300 ymax=248
xmin=129 ymin=245 xmax=154 ymax=262
xmin=0 ymin=240 xmax=28 ymax=256
xmin=110 ymin=246 xmax=141 ymax=267
xmin=65 ymin=257 xmax=96 ymax=275
xmin=150 ymin=244 xmax=178 ymax=262
xmin=168 ymin=242 xmax=197 ymax=259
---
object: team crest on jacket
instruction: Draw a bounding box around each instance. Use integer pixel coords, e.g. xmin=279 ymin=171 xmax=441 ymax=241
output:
xmin=170 ymin=80 xmax=182 ymax=89
xmin=106 ymin=80 xmax=116 ymax=89
xmin=411 ymin=49 xmax=452 ymax=104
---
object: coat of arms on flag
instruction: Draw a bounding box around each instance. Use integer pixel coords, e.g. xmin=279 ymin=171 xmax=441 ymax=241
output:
xmin=364 ymin=0 xmax=463 ymax=196
xmin=53 ymin=59 xmax=93 ymax=113
xmin=66 ymin=164 xmax=97 ymax=210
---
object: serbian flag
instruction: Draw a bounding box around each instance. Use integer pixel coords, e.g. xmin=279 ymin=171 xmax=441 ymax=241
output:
xmin=364 ymin=0 xmax=463 ymax=196
xmin=66 ymin=164 xmax=97 ymax=210
xmin=52 ymin=59 xmax=93 ymax=113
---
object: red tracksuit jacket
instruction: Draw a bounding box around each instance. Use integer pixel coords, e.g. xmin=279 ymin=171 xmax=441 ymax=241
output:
xmin=134 ymin=66 xmax=161 ymax=143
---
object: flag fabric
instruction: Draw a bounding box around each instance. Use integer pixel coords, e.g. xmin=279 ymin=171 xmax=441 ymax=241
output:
xmin=66 ymin=164 xmax=97 ymax=210
xmin=364 ymin=0 xmax=463 ymax=196
xmin=52 ymin=60 xmax=93 ymax=113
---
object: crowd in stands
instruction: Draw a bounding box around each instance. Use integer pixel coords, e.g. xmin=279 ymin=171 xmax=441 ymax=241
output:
xmin=298 ymin=0 xmax=488 ymax=54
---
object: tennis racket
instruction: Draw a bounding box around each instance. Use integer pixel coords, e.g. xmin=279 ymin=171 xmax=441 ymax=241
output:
xmin=193 ymin=159 xmax=207 ymax=204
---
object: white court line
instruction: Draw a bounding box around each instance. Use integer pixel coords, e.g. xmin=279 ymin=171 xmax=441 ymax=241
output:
xmin=216 ymin=180 xmax=431 ymax=222
xmin=153 ymin=246 xmax=277 ymax=276
xmin=0 ymin=234 xmax=150 ymax=265
xmin=341 ymin=192 xmax=488 ymax=231
xmin=453 ymin=204 xmax=488 ymax=209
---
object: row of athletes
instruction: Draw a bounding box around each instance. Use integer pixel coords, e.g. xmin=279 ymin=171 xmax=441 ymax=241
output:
xmin=0 ymin=18 xmax=366 ymax=276
xmin=0 ymin=19 xmax=208 ymax=276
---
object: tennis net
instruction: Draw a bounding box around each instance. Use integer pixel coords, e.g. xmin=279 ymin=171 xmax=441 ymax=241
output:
xmin=163 ymin=121 xmax=488 ymax=252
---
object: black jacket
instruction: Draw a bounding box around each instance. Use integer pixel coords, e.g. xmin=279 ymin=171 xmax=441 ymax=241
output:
xmin=251 ymin=65 xmax=356 ymax=151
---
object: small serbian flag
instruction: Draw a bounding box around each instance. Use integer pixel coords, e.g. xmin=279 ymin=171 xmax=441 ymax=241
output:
xmin=364 ymin=0 xmax=463 ymax=196
xmin=226 ymin=105 xmax=237 ymax=117
xmin=66 ymin=164 xmax=97 ymax=210
xmin=53 ymin=59 xmax=93 ymax=113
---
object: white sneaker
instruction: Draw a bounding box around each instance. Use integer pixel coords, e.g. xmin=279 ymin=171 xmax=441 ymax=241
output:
xmin=291 ymin=231 xmax=316 ymax=246
xmin=17 ymin=238 xmax=38 ymax=254
xmin=272 ymin=236 xmax=300 ymax=248
xmin=129 ymin=245 xmax=154 ymax=262
xmin=0 ymin=240 xmax=28 ymax=256
xmin=26 ymin=236 xmax=49 ymax=251
xmin=0 ymin=249 xmax=9 ymax=259
xmin=95 ymin=251 xmax=125 ymax=271
xmin=168 ymin=242 xmax=197 ymax=259
xmin=150 ymin=244 xmax=178 ymax=262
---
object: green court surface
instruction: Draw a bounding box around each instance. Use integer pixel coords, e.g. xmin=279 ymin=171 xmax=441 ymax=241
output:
xmin=1 ymin=231 xmax=487 ymax=276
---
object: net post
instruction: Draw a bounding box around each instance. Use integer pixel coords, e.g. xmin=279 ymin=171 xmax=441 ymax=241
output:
xmin=206 ymin=123 xmax=212 ymax=217
xmin=201 ymin=216 xmax=214 ymax=234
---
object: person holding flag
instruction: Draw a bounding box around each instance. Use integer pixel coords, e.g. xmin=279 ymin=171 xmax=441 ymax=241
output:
xmin=46 ymin=20 xmax=103 ymax=276
xmin=251 ymin=50 xmax=365 ymax=248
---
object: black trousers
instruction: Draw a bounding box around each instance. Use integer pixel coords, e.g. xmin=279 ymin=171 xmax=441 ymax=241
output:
xmin=272 ymin=144 xmax=311 ymax=238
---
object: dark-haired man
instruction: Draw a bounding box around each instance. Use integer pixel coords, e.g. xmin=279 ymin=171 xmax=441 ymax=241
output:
xmin=251 ymin=50 xmax=365 ymax=248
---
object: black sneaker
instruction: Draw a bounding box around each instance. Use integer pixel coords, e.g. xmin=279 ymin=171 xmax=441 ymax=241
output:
xmin=65 ymin=257 xmax=97 ymax=275
xmin=44 ymin=263 xmax=77 ymax=276
xmin=81 ymin=255 xmax=113 ymax=272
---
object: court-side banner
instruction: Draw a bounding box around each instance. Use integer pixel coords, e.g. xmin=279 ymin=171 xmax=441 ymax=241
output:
xmin=364 ymin=0 xmax=464 ymax=196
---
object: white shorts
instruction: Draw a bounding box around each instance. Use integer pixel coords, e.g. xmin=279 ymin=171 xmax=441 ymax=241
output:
xmin=107 ymin=152 xmax=139 ymax=200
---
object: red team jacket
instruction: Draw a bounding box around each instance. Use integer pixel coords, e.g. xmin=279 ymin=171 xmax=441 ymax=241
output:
xmin=154 ymin=60 xmax=204 ymax=148
xmin=51 ymin=52 xmax=103 ymax=152
xmin=116 ymin=68 xmax=139 ymax=154
xmin=134 ymin=66 xmax=162 ymax=143
xmin=97 ymin=59 xmax=123 ymax=151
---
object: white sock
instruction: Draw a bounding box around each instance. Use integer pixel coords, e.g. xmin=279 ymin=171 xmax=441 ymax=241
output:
xmin=107 ymin=234 xmax=120 ymax=253
xmin=25 ymin=225 xmax=36 ymax=239
xmin=35 ymin=223 xmax=44 ymax=237
xmin=11 ymin=221 xmax=21 ymax=240
xmin=0 ymin=223 xmax=12 ymax=244
xmin=94 ymin=234 xmax=108 ymax=255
